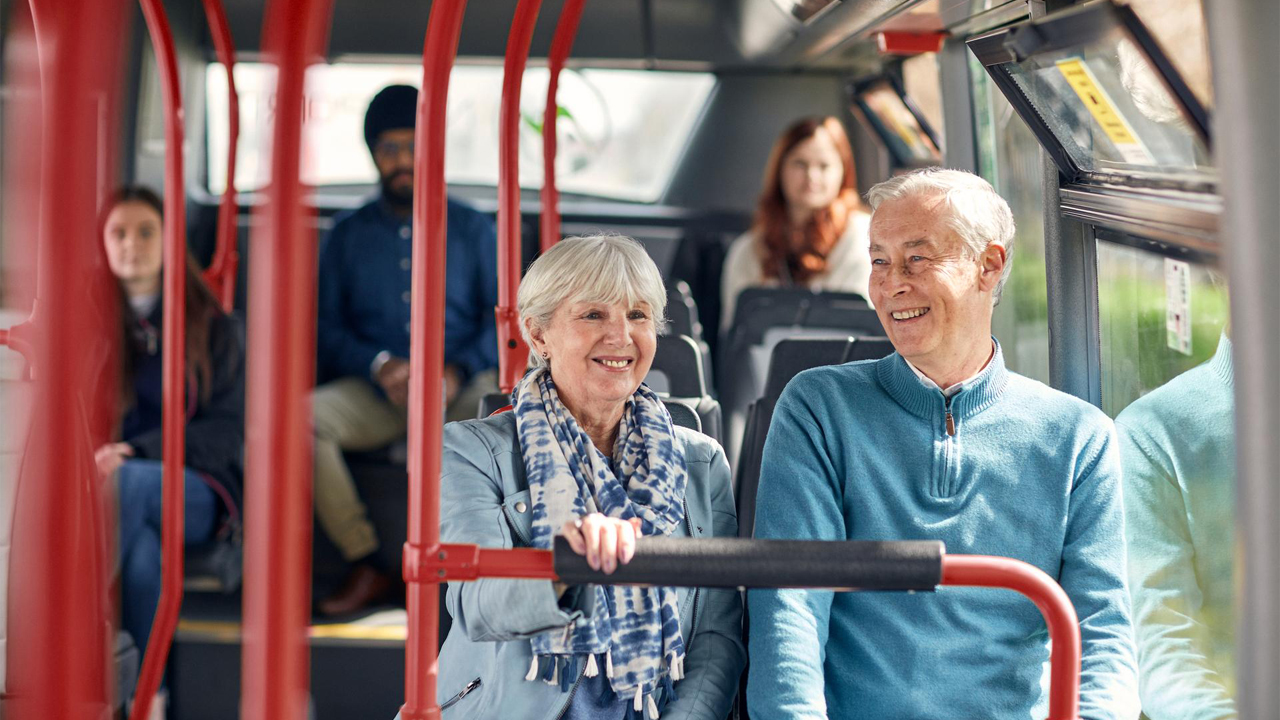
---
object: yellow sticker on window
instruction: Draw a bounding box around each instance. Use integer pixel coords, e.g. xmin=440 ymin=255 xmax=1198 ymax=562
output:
xmin=1055 ymin=58 xmax=1153 ymax=165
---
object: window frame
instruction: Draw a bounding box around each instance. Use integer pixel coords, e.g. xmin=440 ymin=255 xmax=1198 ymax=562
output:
xmin=965 ymin=1 xmax=1211 ymax=189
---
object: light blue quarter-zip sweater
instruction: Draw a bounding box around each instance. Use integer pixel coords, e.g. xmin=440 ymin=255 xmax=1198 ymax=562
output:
xmin=1116 ymin=335 xmax=1236 ymax=720
xmin=747 ymin=341 xmax=1139 ymax=720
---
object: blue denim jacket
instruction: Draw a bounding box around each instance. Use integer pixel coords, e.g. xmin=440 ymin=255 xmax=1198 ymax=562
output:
xmin=415 ymin=412 xmax=745 ymax=720
xmin=316 ymin=195 xmax=498 ymax=384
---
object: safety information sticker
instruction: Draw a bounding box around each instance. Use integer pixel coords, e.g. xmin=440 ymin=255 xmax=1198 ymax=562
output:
xmin=1056 ymin=58 xmax=1155 ymax=165
xmin=1165 ymin=258 xmax=1192 ymax=356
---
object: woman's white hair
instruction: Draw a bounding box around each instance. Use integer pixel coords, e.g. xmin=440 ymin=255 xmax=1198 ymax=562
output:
xmin=866 ymin=168 xmax=1016 ymax=305
xmin=518 ymin=234 xmax=667 ymax=368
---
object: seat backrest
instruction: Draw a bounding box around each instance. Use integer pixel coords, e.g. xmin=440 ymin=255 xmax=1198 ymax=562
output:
xmin=735 ymin=336 xmax=895 ymax=538
xmin=661 ymin=399 xmax=702 ymax=433
xmin=649 ymin=334 xmax=707 ymax=398
xmin=477 ymin=391 xmax=511 ymax=419
xmin=662 ymin=280 xmax=703 ymax=342
xmin=762 ymin=336 xmax=894 ymax=398
xmin=726 ymin=288 xmax=873 ymax=348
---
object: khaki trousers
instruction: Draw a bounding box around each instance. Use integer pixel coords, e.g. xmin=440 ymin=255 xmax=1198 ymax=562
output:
xmin=311 ymin=370 xmax=499 ymax=561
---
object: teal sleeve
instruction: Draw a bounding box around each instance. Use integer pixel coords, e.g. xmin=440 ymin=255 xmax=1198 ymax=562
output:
xmin=1118 ymin=421 xmax=1237 ymax=720
xmin=746 ymin=385 xmax=844 ymax=720
xmin=440 ymin=423 xmax=586 ymax=641
xmin=1060 ymin=423 xmax=1141 ymax=720
xmin=663 ymin=444 xmax=746 ymax=720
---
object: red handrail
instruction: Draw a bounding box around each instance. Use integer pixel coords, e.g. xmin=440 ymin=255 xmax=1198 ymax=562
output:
xmin=200 ymin=0 xmax=240 ymax=312
xmin=540 ymin=0 xmax=588 ymax=251
xmin=495 ymin=0 xmax=543 ymax=394
xmin=129 ymin=0 xmax=188 ymax=717
xmin=942 ymin=554 xmax=1082 ymax=720
xmin=239 ymin=0 xmax=334 ymax=718
xmin=6 ymin=0 xmax=126 ymax=717
xmin=402 ymin=1 xmax=469 ymax=716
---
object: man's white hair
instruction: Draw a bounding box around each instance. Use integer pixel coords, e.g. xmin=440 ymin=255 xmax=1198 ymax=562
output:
xmin=866 ymin=168 xmax=1016 ymax=305
xmin=518 ymin=234 xmax=668 ymax=368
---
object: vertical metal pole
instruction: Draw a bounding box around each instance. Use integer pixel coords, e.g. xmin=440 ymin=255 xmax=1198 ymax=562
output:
xmin=1203 ymin=2 xmax=1280 ymax=718
xmin=239 ymin=1 xmax=333 ymax=719
xmin=129 ymin=1 xmax=188 ymax=717
xmin=5 ymin=0 xmax=127 ymax=718
xmin=200 ymin=0 xmax=241 ymax=312
xmin=539 ymin=0 xmax=588 ymax=252
xmin=402 ymin=1 xmax=467 ymax=717
xmin=495 ymin=0 xmax=542 ymax=394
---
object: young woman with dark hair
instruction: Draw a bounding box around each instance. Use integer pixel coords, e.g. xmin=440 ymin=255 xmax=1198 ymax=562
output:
xmin=720 ymin=116 xmax=872 ymax=328
xmin=95 ymin=186 xmax=245 ymax=664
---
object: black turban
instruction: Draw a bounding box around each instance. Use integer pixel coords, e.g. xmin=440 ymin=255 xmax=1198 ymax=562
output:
xmin=363 ymin=84 xmax=419 ymax=155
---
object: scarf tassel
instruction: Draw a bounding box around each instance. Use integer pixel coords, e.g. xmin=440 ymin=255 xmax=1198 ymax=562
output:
xmin=559 ymin=656 xmax=578 ymax=692
xmin=606 ymin=648 xmax=615 ymax=678
xmin=584 ymin=653 xmax=599 ymax=678
xmin=624 ymin=688 xmax=661 ymax=720
xmin=525 ymin=656 xmax=539 ymax=682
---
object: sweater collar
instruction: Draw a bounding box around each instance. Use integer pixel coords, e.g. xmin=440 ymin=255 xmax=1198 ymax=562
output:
xmin=1209 ymin=333 xmax=1233 ymax=387
xmin=877 ymin=337 xmax=1010 ymax=421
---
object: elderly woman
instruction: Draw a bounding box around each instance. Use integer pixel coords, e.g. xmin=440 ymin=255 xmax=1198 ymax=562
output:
xmin=429 ymin=235 xmax=744 ymax=719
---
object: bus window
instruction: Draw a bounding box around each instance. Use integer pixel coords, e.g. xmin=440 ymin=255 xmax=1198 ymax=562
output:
xmin=1126 ymin=0 xmax=1213 ymax=110
xmin=971 ymin=51 xmax=1049 ymax=385
xmin=1098 ymin=238 xmax=1237 ymax=718
xmin=205 ymin=62 xmax=715 ymax=202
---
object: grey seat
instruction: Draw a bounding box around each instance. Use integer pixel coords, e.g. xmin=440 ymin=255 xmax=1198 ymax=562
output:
xmin=649 ymin=335 xmax=722 ymax=443
xmin=735 ymin=336 xmax=893 ymax=538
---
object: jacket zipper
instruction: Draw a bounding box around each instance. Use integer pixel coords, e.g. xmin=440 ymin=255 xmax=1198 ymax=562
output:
xmin=944 ymin=395 xmax=956 ymax=436
xmin=439 ymin=678 xmax=481 ymax=711
xmin=553 ymin=665 xmax=587 ymax=720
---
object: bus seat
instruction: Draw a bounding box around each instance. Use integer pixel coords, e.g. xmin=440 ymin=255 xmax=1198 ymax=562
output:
xmin=718 ymin=288 xmax=881 ymax=468
xmin=649 ymin=334 xmax=722 ymax=443
xmin=735 ymin=336 xmax=894 ymax=538
xmin=663 ymin=280 xmax=703 ymax=342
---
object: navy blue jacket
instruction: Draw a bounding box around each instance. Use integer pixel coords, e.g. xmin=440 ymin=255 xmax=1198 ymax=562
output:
xmin=121 ymin=301 xmax=246 ymax=515
xmin=317 ymin=195 xmax=499 ymax=384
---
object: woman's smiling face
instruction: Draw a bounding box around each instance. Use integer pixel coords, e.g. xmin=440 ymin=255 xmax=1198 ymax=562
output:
xmin=530 ymin=298 xmax=658 ymax=415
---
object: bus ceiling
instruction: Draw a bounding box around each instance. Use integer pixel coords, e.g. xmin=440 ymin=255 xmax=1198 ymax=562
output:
xmin=213 ymin=0 xmax=949 ymax=72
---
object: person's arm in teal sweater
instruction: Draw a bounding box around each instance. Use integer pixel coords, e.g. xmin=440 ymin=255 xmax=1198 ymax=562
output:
xmin=1060 ymin=422 xmax=1141 ymax=720
xmin=746 ymin=387 xmax=844 ymax=720
xmin=1117 ymin=420 xmax=1237 ymax=720
xmin=663 ymin=444 xmax=746 ymax=720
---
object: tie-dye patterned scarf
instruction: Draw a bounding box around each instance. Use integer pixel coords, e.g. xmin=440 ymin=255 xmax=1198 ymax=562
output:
xmin=514 ymin=368 xmax=687 ymax=718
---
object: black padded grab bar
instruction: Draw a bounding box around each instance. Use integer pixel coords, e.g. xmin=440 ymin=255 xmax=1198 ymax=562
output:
xmin=552 ymin=536 xmax=945 ymax=590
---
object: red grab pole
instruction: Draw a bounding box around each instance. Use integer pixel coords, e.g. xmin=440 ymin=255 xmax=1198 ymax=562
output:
xmin=129 ymin=0 xmax=189 ymax=717
xmin=239 ymin=1 xmax=333 ymax=719
xmin=495 ymin=0 xmax=543 ymax=394
xmin=5 ymin=0 xmax=127 ymax=718
xmin=942 ymin=555 xmax=1083 ymax=720
xmin=200 ymin=0 xmax=241 ymax=312
xmin=402 ymin=2 xmax=468 ymax=717
xmin=540 ymin=0 xmax=588 ymax=251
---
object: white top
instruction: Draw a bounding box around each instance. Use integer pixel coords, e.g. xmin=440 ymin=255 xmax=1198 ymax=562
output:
xmin=129 ymin=291 xmax=160 ymax=320
xmin=720 ymin=212 xmax=872 ymax=330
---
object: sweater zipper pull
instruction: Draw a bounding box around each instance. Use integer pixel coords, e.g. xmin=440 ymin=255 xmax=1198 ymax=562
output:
xmin=945 ymin=410 xmax=955 ymax=436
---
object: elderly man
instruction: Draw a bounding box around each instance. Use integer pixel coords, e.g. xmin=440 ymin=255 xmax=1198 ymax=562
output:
xmin=747 ymin=168 xmax=1138 ymax=719
xmin=312 ymin=84 xmax=499 ymax=615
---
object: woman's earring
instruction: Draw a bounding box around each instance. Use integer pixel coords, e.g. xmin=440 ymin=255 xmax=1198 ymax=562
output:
xmin=541 ymin=352 xmax=549 ymax=360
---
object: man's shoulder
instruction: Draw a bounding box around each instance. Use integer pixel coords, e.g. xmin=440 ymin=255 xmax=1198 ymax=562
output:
xmin=789 ymin=358 xmax=884 ymax=397
xmin=1004 ymin=371 xmax=1111 ymax=430
xmin=330 ymin=198 xmax=382 ymax=231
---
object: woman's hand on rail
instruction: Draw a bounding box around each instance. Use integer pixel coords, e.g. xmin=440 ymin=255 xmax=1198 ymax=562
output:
xmin=94 ymin=442 xmax=134 ymax=479
xmin=560 ymin=514 xmax=643 ymax=574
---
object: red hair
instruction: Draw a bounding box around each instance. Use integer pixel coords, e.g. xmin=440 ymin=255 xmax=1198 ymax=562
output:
xmin=753 ymin=117 xmax=861 ymax=284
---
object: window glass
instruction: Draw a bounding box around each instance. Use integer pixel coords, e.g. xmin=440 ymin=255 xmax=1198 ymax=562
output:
xmin=1126 ymin=0 xmax=1212 ymax=109
xmin=1002 ymin=26 xmax=1210 ymax=180
xmin=853 ymin=79 xmax=941 ymax=165
xmin=1097 ymin=239 xmax=1236 ymax=718
xmin=970 ymin=51 xmax=1049 ymax=384
xmin=206 ymin=62 xmax=716 ymax=203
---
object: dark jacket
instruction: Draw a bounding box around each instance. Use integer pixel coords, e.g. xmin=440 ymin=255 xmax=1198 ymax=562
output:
xmin=121 ymin=300 xmax=246 ymax=517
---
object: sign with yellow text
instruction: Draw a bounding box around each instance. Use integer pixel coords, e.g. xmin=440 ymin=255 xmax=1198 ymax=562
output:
xmin=1056 ymin=57 xmax=1154 ymax=165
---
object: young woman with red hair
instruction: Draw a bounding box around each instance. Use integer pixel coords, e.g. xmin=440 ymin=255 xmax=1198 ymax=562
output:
xmin=721 ymin=116 xmax=872 ymax=328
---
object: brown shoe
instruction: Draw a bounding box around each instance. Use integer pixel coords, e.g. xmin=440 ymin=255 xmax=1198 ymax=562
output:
xmin=317 ymin=563 xmax=393 ymax=617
